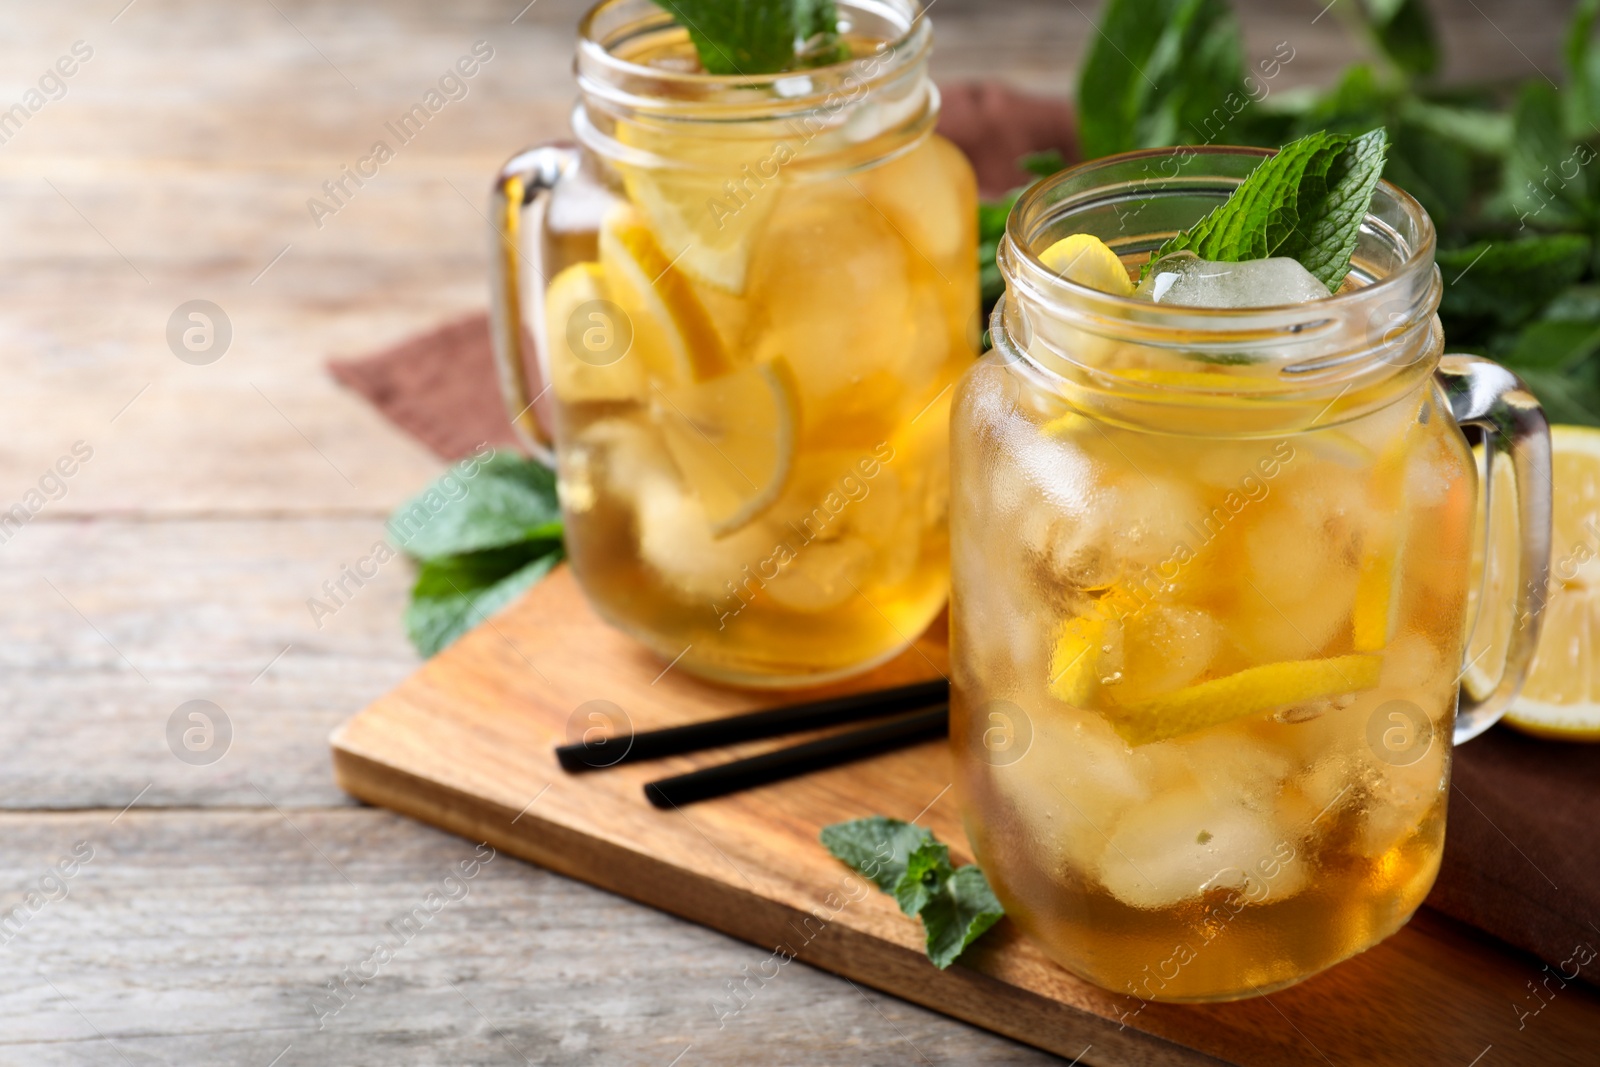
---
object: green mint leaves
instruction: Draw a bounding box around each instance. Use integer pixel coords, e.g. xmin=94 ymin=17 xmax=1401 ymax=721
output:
xmin=388 ymin=450 xmax=565 ymax=657
xmin=651 ymin=0 xmax=844 ymax=76
xmin=1057 ymin=0 xmax=1600 ymax=424
xmin=1076 ymin=0 xmax=1244 ymax=160
xmin=820 ymin=817 xmax=1004 ymax=969
xmin=1146 ymin=128 xmax=1390 ymax=291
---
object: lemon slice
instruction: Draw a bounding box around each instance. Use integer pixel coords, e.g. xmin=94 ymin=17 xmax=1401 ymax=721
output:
xmin=599 ymin=205 xmax=731 ymax=386
xmin=1505 ymin=425 xmax=1600 ymax=739
xmin=1048 ymin=588 xmax=1146 ymax=706
xmin=1039 ymin=234 xmax=1134 ymax=296
xmin=1104 ymin=654 xmax=1383 ymax=746
xmin=542 ymin=262 xmax=645 ymax=403
xmin=656 ymin=357 xmax=800 ymax=536
xmin=1050 ymin=612 xmax=1117 ymax=708
xmin=614 ymin=121 xmax=777 ymax=295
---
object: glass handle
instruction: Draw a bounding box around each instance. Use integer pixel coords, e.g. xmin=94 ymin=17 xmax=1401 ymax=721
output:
xmin=1436 ymin=354 xmax=1553 ymax=743
xmin=488 ymin=144 xmax=579 ymax=466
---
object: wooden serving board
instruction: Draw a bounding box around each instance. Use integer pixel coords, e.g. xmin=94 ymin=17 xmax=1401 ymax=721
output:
xmin=331 ymin=566 xmax=1600 ymax=1065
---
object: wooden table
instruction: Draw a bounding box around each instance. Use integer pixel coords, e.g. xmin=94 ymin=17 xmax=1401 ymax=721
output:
xmin=0 ymin=1 xmax=1576 ymax=1063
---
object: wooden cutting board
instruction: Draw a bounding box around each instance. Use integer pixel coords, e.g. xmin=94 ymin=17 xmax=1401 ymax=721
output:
xmin=330 ymin=566 xmax=1600 ymax=1065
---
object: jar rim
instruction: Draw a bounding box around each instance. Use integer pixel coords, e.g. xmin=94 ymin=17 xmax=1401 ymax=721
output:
xmin=575 ymin=0 xmax=931 ymax=119
xmin=993 ymin=145 xmax=1446 ymax=424
xmin=1001 ymin=144 xmax=1439 ymax=332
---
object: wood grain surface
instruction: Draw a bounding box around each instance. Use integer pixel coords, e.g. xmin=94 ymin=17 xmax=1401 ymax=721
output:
xmin=1 ymin=0 xmax=1581 ymax=1063
xmin=333 ymin=566 xmax=1600 ymax=1067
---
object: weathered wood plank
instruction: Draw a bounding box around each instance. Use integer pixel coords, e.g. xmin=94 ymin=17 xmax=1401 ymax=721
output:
xmin=0 ymin=517 xmax=416 ymax=809
xmin=0 ymin=808 xmax=1059 ymax=1066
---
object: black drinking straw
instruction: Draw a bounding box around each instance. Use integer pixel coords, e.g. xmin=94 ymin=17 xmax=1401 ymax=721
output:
xmin=554 ymin=678 xmax=948 ymax=773
xmin=642 ymin=705 xmax=949 ymax=808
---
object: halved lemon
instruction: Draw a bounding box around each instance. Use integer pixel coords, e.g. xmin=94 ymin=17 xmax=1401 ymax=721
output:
xmin=1505 ymin=425 xmax=1600 ymax=740
xmin=655 ymin=357 xmax=800 ymax=536
xmin=1038 ymin=233 xmax=1134 ymax=296
xmin=614 ymin=120 xmax=778 ymax=295
xmin=599 ymin=205 xmax=731 ymax=386
xmin=543 ymin=262 xmax=645 ymax=403
xmin=1103 ymin=654 xmax=1383 ymax=747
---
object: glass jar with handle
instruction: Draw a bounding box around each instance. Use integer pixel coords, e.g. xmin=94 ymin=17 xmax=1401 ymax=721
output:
xmin=950 ymin=147 xmax=1551 ymax=1001
xmin=489 ymin=0 xmax=976 ymax=687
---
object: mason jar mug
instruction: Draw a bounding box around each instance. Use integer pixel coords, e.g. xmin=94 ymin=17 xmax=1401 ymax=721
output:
xmin=950 ymin=149 xmax=1552 ymax=1001
xmin=489 ymin=0 xmax=976 ymax=687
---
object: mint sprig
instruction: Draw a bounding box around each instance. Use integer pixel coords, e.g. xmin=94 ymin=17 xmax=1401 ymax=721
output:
xmin=821 ymin=817 xmax=1004 ymax=969
xmin=1076 ymin=0 xmax=1244 ymax=160
xmin=1144 ymin=128 xmax=1390 ymax=291
xmin=651 ymin=0 xmax=844 ymax=76
xmin=389 ymin=452 xmax=565 ymax=657
xmin=1059 ymin=0 xmax=1600 ymax=425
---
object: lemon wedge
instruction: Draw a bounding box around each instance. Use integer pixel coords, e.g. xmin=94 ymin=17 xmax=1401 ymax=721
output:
xmin=1104 ymin=654 xmax=1383 ymax=746
xmin=542 ymin=262 xmax=646 ymax=403
xmin=614 ymin=121 xmax=777 ymax=295
xmin=1505 ymin=425 xmax=1600 ymax=740
xmin=599 ymin=205 xmax=731 ymax=386
xmin=656 ymin=357 xmax=800 ymax=536
xmin=1039 ymin=233 xmax=1134 ymax=296
xmin=1050 ymin=613 xmax=1117 ymax=708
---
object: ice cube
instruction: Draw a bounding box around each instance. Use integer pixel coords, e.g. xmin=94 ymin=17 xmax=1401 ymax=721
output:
xmin=990 ymin=708 xmax=1149 ymax=876
xmin=1096 ymin=785 xmax=1307 ymax=909
xmin=1359 ymin=738 xmax=1447 ymax=857
xmin=1118 ymin=606 xmax=1222 ymax=703
xmin=747 ymin=185 xmax=912 ymax=415
xmin=635 ymin=475 xmax=781 ymax=601
xmin=1136 ymin=252 xmax=1331 ymax=308
xmin=762 ymin=536 xmax=874 ymax=612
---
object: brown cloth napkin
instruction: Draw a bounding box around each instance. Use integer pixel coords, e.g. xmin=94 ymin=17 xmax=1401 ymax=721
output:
xmin=328 ymin=81 xmax=1600 ymax=983
xmin=329 ymin=313 xmax=520 ymax=460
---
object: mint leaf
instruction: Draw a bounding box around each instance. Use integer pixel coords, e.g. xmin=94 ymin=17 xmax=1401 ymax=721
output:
xmin=821 ymin=817 xmax=1004 ymax=969
xmin=1566 ymin=0 xmax=1600 ymax=137
xmin=1504 ymin=319 xmax=1600 ymax=373
xmin=1438 ymin=235 xmax=1592 ymax=331
xmin=1293 ymin=128 xmax=1390 ymax=288
xmin=1397 ymin=98 xmax=1512 ymax=157
xmin=819 ymin=816 xmax=933 ymax=894
xmin=1077 ymin=0 xmax=1243 ymax=159
xmin=1145 ymin=129 xmax=1388 ymax=291
xmin=892 ymin=841 xmax=953 ymax=917
xmin=1292 ymin=64 xmax=1390 ymax=139
xmin=1145 ymin=131 xmax=1346 ymax=269
xmin=1386 ymin=122 xmax=1472 ymax=229
xmin=919 ymin=865 xmax=1005 ymax=970
xmin=389 ymin=453 xmax=562 ymax=562
xmin=1500 ymin=82 xmax=1588 ymax=230
xmin=794 ymin=0 xmax=846 ymax=65
xmin=651 ymin=0 xmax=841 ymax=75
xmin=404 ymin=546 xmax=562 ymax=657
xmin=390 ymin=451 xmax=565 ymax=657
xmin=1497 ymin=285 xmax=1600 ymax=423
xmin=1516 ymin=366 xmax=1600 ymax=428
xmin=1360 ymin=0 xmax=1438 ymax=77
xmin=979 ymin=188 xmax=1023 ymax=318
